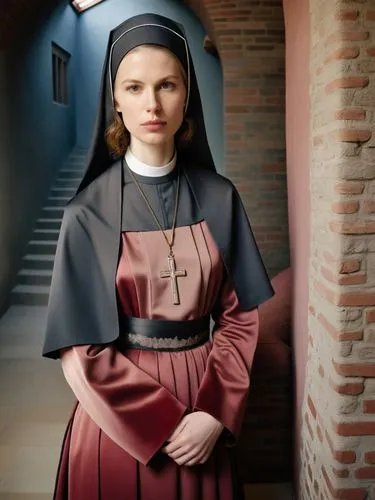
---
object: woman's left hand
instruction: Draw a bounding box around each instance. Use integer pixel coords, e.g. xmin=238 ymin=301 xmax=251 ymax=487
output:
xmin=162 ymin=411 xmax=224 ymax=466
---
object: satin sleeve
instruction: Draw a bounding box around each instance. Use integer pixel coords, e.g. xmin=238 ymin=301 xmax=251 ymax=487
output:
xmin=60 ymin=345 xmax=187 ymax=465
xmin=193 ymin=279 xmax=259 ymax=443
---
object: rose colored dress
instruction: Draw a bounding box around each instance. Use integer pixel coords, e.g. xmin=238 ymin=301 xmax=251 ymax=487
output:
xmin=54 ymin=221 xmax=259 ymax=500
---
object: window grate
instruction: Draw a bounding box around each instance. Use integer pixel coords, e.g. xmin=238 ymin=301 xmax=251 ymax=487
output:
xmin=52 ymin=43 xmax=70 ymax=105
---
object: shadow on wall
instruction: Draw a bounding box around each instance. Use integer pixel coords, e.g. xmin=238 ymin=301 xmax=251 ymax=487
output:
xmin=238 ymin=267 xmax=294 ymax=483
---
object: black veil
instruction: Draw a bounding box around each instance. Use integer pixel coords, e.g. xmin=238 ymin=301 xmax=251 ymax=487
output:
xmin=77 ymin=13 xmax=215 ymax=194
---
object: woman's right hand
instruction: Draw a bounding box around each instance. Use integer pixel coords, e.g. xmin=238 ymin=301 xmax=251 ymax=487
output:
xmin=162 ymin=411 xmax=224 ymax=466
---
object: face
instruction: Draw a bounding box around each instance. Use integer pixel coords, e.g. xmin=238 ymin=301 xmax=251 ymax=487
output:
xmin=113 ymin=45 xmax=187 ymax=151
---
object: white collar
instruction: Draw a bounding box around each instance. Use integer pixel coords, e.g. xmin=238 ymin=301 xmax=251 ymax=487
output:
xmin=125 ymin=148 xmax=177 ymax=177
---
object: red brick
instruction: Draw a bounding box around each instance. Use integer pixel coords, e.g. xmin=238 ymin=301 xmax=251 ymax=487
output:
xmin=327 ymin=31 xmax=369 ymax=43
xmin=319 ymin=313 xmax=363 ymax=341
xmin=335 ymin=10 xmax=359 ymax=21
xmin=330 ymin=220 xmax=375 ymax=235
xmin=366 ymin=11 xmax=375 ymax=21
xmin=364 ymin=451 xmax=375 ymax=464
xmin=339 ymin=259 xmax=361 ymax=274
xmin=335 ymin=109 xmax=366 ymax=121
xmin=333 ymin=360 xmax=375 ymax=377
xmin=355 ymin=467 xmax=375 ymax=479
xmin=367 ymin=48 xmax=375 ymax=57
xmin=334 ymin=181 xmax=365 ymax=195
xmin=332 ymin=201 xmax=359 ymax=214
xmin=332 ymin=466 xmax=350 ymax=478
xmin=330 ymin=378 xmax=364 ymax=396
xmin=325 ymin=47 xmax=360 ymax=64
xmin=335 ymin=129 xmax=372 ymax=143
xmin=332 ymin=418 xmax=375 ymax=436
xmin=305 ymin=412 xmax=314 ymax=440
xmin=322 ymin=466 xmax=366 ymax=500
xmin=339 ymin=274 xmax=366 ymax=286
xmin=262 ymin=163 xmax=285 ymax=173
xmin=315 ymin=279 xmax=375 ymax=306
xmin=325 ymin=431 xmax=357 ymax=464
xmin=321 ymin=265 xmax=365 ymax=285
xmin=308 ymin=395 xmax=317 ymax=419
xmin=336 ymin=292 xmax=375 ymax=307
xmin=367 ymin=310 xmax=375 ymax=323
xmin=317 ymin=425 xmax=324 ymax=442
xmin=364 ymin=400 xmax=375 ymax=414
xmin=326 ymin=77 xmax=369 ymax=93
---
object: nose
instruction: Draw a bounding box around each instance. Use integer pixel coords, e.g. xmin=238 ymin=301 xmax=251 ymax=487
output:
xmin=146 ymin=88 xmax=160 ymax=113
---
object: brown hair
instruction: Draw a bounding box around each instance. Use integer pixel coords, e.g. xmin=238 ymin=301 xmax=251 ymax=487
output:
xmin=105 ymin=113 xmax=194 ymax=157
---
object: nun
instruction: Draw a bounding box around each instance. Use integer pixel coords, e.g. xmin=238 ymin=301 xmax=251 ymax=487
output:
xmin=43 ymin=12 xmax=274 ymax=499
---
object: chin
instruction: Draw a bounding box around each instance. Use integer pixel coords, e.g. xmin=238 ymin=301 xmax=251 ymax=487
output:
xmin=141 ymin=134 xmax=174 ymax=147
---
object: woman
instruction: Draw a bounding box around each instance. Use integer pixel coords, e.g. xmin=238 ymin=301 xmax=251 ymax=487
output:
xmin=43 ymin=13 xmax=274 ymax=499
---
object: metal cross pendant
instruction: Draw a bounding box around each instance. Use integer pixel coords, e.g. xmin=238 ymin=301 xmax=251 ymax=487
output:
xmin=160 ymin=253 xmax=187 ymax=305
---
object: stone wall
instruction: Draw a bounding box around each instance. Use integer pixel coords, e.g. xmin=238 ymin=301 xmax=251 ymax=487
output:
xmin=301 ymin=1 xmax=375 ymax=498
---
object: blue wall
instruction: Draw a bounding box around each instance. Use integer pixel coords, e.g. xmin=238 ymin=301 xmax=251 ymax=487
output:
xmin=9 ymin=3 xmax=78 ymax=191
xmin=75 ymin=0 xmax=224 ymax=171
xmin=0 ymin=3 xmax=78 ymax=312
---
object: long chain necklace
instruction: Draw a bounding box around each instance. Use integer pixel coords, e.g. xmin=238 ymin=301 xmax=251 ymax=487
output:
xmin=127 ymin=165 xmax=187 ymax=305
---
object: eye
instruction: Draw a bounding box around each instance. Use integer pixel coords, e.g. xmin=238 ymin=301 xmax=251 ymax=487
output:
xmin=160 ymin=81 xmax=176 ymax=91
xmin=126 ymin=84 xmax=141 ymax=93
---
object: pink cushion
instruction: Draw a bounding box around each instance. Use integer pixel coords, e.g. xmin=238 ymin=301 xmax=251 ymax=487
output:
xmin=258 ymin=267 xmax=292 ymax=345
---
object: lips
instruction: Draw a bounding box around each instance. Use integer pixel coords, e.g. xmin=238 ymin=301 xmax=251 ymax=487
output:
xmin=142 ymin=120 xmax=166 ymax=126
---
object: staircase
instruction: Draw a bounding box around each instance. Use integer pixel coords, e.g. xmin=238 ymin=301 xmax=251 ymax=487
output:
xmin=10 ymin=148 xmax=87 ymax=306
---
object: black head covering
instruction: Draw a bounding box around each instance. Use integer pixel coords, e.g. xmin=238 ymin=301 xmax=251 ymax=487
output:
xmin=77 ymin=13 xmax=215 ymax=194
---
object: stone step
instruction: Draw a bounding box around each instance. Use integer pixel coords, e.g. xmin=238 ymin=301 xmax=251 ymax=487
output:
xmin=22 ymin=254 xmax=55 ymax=271
xmin=17 ymin=269 xmax=53 ymax=286
xmin=55 ymin=178 xmax=81 ymax=188
xmin=50 ymin=186 xmax=76 ymax=192
xmin=58 ymin=170 xmax=84 ymax=180
xmin=41 ymin=206 xmax=64 ymax=219
xmin=35 ymin=218 xmax=62 ymax=230
xmin=33 ymin=229 xmax=59 ymax=242
xmin=10 ymin=284 xmax=50 ymax=306
xmin=60 ymin=167 xmax=85 ymax=173
xmin=68 ymin=157 xmax=86 ymax=161
xmin=49 ymin=189 xmax=75 ymax=199
xmin=47 ymin=196 xmax=70 ymax=207
xmin=27 ymin=240 xmax=57 ymax=255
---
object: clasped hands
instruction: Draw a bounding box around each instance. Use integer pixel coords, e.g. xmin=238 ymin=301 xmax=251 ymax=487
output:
xmin=162 ymin=411 xmax=224 ymax=466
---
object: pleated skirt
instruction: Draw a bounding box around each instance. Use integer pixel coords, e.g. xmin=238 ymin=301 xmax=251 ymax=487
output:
xmin=53 ymin=341 xmax=244 ymax=500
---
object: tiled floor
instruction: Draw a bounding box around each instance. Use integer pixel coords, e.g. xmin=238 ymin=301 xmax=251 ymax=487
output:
xmin=0 ymin=305 xmax=294 ymax=499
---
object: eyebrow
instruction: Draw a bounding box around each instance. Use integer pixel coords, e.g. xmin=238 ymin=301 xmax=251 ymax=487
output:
xmin=121 ymin=75 xmax=180 ymax=84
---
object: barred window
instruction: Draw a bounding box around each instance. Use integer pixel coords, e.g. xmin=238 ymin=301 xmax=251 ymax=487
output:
xmin=52 ymin=43 xmax=70 ymax=105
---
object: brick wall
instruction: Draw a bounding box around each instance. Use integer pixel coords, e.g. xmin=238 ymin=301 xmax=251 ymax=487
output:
xmin=301 ymin=1 xmax=375 ymax=498
xmin=184 ymin=0 xmax=289 ymax=278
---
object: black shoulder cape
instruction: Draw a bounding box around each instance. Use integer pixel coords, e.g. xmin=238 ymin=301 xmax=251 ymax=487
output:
xmin=42 ymin=160 xmax=274 ymax=359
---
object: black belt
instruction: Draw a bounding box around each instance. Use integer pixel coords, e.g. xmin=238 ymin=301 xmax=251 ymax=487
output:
xmin=119 ymin=315 xmax=210 ymax=352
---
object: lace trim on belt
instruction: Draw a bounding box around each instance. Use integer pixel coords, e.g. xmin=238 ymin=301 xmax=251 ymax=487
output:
xmin=125 ymin=330 xmax=209 ymax=351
